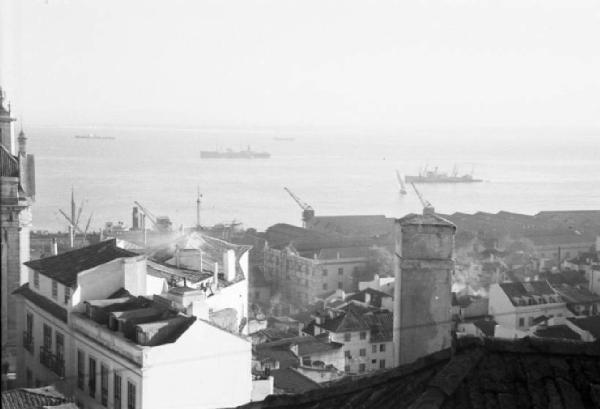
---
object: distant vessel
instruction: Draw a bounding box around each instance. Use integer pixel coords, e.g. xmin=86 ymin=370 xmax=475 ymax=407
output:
xmin=273 ymin=136 xmax=295 ymax=142
xmin=405 ymin=166 xmax=482 ymax=184
xmin=200 ymin=146 xmax=271 ymax=159
xmin=396 ymin=170 xmax=407 ymax=195
xmin=74 ymin=133 xmax=115 ymax=140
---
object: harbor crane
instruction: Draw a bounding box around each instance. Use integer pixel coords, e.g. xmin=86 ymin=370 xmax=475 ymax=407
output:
xmin=284 ymin=187 xmax=315 ymax=228
xmin=58 ymin=188 xmax=93 ymax=248
xmin=410 ymin=182 xmax=435 ymax=213
xmin=134 ymin=201 xmax=172 ymax=232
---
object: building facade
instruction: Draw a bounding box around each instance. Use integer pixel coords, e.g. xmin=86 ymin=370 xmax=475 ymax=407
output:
xmin=14 ymin=239 xmax=254 ymax=409
xmin=1 ymin=87 xmax=35 ymax=387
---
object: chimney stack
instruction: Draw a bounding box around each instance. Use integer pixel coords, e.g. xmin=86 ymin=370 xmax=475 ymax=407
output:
xmin=51 ymin=238 xmax=58 ymax=255
xmin=224 ymin=249 xmax=236 ymax=282
xmin=132 ymin=207 xmax=139 ymax=230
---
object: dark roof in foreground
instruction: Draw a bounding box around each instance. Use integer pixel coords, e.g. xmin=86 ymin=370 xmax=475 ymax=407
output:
xmin=270 ymin=368 xmax=321 ymax=394
xmin=1 ymin=386 xmax=76 ymax=409
xmin=235 ymin=337 xmax=600 ymax=409
xmin=534 ymin=325 xmax=582 ymax=341
xmin=24 ymin=239 xmax=137 ymax=286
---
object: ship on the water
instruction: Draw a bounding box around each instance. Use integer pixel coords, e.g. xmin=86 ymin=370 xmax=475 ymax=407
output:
xmin=74 ymin=133 xmax=115 ymax=140
xmin=273 ymin=136 xmax=295 ymax=142
xmin=405 ymin=166 xmax=482 ymax=184
xmin=200 ymin=146 xmax=270 ymax=159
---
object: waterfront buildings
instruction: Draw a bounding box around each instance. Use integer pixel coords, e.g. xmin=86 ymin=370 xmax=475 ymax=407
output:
xmin=1 ymin=87 xmax=35 ymax=388
xmin=14 ymin=238 xmax=255 ymax=409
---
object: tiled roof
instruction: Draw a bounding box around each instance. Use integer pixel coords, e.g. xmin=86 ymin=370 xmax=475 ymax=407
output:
xmin=270 ymin=368 xmax=321 ymax=394
xmin=534 ymin=325 xmax=582 ymax=341
xmin=568 ymin=316 xmax=600 ymax=340
xmin=553 ymin=284 xmax=600 ymax=304
xmin=256 ymin=336 xmax=342 ymax=367
xmin=308 ymin=215 xmax=394 ymax=238
xmin=498 ymin=281 xmax=558 ymax=306
xmin=1 ymin=386 xmax=74 ymax=409
xmin=24 ymin=239 xmax=137 ymax=286
xmin=364 ymin=311 xmax=393 ymax=342
xmin=236 ymin=337 xmax=600 ymax=409
xmin=472 ymin=319 xmax=496 ymax=337
xmin=13 ymin=284 xmax=68 ymax=323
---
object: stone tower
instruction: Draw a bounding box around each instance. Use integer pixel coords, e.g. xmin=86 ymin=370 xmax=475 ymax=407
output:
xmin=0 ymin=87 xmax=35 ymax=386
xmin=393 ymin=206 xmax=455 ymax=366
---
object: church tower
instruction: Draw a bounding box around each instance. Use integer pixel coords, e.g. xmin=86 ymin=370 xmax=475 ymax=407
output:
xmin=393 ymin=206 xmax=455 ymax=366
xmin=0 ymin=87 xmax=35 ymax=387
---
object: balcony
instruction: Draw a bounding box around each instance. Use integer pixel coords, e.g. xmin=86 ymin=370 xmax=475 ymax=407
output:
xmin=22 ymin=332 xmax=34 ymax=354
xmin=39 ymin=347 xmax=65 ymax=378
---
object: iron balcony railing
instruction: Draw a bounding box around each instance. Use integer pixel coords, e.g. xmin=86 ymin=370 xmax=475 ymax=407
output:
xmin=22 ymin=332 xmax=34 ymax=354
xmin=39 ymin=346 xmax=65 ymax=378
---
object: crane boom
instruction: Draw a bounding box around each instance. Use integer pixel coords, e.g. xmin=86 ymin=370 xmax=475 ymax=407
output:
xmin=134 ymin=201 xmax=159 ymax=229
xmin=410 ymin=182 xmax=433 ymax=210
xmin=58 ymin=209 xmax=86 ymax=235
xmin=284 ymin=187 xmax=313 ymax=211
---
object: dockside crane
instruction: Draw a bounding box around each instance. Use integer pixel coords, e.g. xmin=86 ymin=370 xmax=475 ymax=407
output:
xmin=58 ymin=188 xmax=90 ymax=248
xmin=284 ymin=187 xmax=315 ymax=228
xmin=410 ymin=182 xmax=435 ymax=213
xmin=133 ymin=201 xmax=172 ymax=232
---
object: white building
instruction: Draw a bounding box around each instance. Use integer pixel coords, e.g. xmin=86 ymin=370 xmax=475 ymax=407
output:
xmin=14 ymin=239 xmax=254 ymax=409
xmin=488 ymin=281 xmax=569 ymax=331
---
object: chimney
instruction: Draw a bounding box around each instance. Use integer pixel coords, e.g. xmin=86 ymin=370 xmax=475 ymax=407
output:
xmin=175 ymin=245 xmax=181 ymax=268
xmin=224 ymin=249 xmax=236 ymax=282
xmin=51 ymin=238 xmax=58 ymax=255
xmin=213 ymin=262 xmax=219 ymax=286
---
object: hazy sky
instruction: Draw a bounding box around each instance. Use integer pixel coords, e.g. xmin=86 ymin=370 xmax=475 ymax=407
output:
xmin=2 ymin=0 xmax=599 ymax=129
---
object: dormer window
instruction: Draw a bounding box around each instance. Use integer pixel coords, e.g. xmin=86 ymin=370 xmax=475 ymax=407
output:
xmin=33 ymin=272 xmax=39 ymax=289
xmin=52 ymin=281 xmax=58 ymax=299
xmin=64 ymin=287 xmax=71 ymax=305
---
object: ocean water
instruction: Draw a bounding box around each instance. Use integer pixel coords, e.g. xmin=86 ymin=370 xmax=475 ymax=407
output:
xmin=26 ymin=126 xmax=600 ymax=232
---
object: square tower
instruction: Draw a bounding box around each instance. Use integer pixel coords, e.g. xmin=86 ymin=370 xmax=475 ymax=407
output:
xmin=393 ymin=207 xmax=455 ymax=365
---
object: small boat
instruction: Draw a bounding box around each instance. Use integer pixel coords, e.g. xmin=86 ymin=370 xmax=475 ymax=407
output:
xmin=74 ymin=134 xmax=115 ymax=140
xmin=273 ymin=136 xmax=295 ymax=142
xmin=396 ymin=170 xmax=407 ymax=195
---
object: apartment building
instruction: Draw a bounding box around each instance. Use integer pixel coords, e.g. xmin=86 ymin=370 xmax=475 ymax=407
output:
xmin=488 ymin=281 xmax=569 ymax=331
xmin=303 ymin=304 xmax=393 ymax=374
xmin=14 ymin=239 xmax=254 ymax=409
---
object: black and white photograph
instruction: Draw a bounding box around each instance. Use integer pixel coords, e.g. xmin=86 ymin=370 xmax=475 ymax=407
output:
xmin=1 ymin=1 xmax=599 ymax=408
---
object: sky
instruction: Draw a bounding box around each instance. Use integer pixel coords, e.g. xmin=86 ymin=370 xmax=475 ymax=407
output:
xmin=1 ymin=0 xmax=599 ymax=130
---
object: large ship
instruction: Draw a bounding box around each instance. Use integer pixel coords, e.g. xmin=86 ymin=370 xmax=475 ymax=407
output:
xmin=200 ymin=146 xmax=270 ymax=159
xmin=74 ymin=133 xmax=115 ymax=140
xmin=405 ymin=166 xmax=482 ymax=184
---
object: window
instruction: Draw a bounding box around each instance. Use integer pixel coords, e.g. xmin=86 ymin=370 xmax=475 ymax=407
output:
xmin=371 ymin=359 xmax=377 ymax=364
xmin=322 ymin=283 xmax=328 ymax=290
xmin=101 ymin=364 xmax=108 ymax=406
xmin=344 ymin=333 xmax=351 ymax=342
xmin=359 ymin=348 xmax=366 ymax=357
xmin=380 ymin=344 xmax=386 ymax=352
xmin=322 ymin=269 xmax=328 ymax=276
xmin=127 ymin=381 xmax=136 ymax=409
xmin=528 ymin=317 xmax=534 ymax=326
xmin=114 ymin=373 xmax=122 ymax=409
xmin=34 ymin=271 xmax=39 ymax=288
xmin=338 ymin=282 xmax=343 ymax=289
xmin=302 ymin=356 xmax=311 ymax=366
xmin=77 ymin=350 xmax=85 ymax=390
xmin=43 ymin=324 xmax=52 ymax=350
xmin=380 ymin=360 xmax=386 ymax=369
xmin=88 ymin=357 xmax=96 ymax=398
xmin=55 ymin=332 xmax=64 ymax=376
xmin=359 ymin=363 xmax=366 ymax=373
xmin=518 ymin=318 xmax=525 ymax=327
xmin=338 ymin=268 xmax=343 ymax=275
xmin=344 ymin=365 xmax=350 ymax=372
xmin=372 ymin=344 xmax=377 ymax=353
xmin=359 ymin=332 xmax=366 ymax=340
xmin=52 ymin=280 xmax=58 ymax=299
xmin=24 ymin=312 xmax=34 ymax=353
xmin=344 ymin=350 xmax=351 ymax=358
xmin=64 ymin=287 xmax=71 ymax=305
